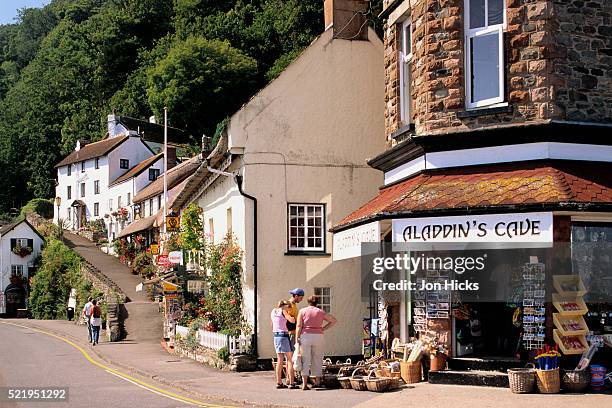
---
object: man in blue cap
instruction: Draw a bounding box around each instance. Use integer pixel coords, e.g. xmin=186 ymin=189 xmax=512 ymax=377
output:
xmin=287 ymin=288 xmax=304 ymax=346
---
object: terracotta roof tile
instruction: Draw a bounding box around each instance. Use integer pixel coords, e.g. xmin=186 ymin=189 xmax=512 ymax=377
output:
xmin=335 ymin=161 xmax=612 ymax=231
xmin=132 ymin=156 xmax=201 ymax=203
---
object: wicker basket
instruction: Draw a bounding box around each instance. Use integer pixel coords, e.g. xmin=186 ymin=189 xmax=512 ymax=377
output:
xmin=400 ymin=361 xmax=422 ymax=384
xmin=508 ymin=365 xmax=536 ymax=394
xmin=337 ymin=366 xmax=353 ymax=389
xmin=379 ymin=361 xmax=402 ymax=379
xmin=365 ymin=370 xmax=393 ymax=393
xmin=562 ymin=368 xmax=590 ymax=393
xmin=350 ymin=367 xmax=368 ymax=391
xmin=536 ymin=368 xmax=560 ymax=394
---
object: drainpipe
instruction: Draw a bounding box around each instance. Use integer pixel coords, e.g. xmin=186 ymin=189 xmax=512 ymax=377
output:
xmin=206 ymin=165 xmax=258 ymax=357
xmin=235 ymin=174 xmax=258 ymax=357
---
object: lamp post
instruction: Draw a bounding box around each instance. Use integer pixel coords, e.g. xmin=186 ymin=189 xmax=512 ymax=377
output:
xmin=54 ymin=196 xmax=61 ymax=225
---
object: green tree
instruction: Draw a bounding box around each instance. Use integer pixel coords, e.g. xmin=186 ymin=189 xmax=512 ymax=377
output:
xmin=180 ymin=203 xmax=204 ymax=251
xmin=147 ymin=36 xmax=257 ymax=136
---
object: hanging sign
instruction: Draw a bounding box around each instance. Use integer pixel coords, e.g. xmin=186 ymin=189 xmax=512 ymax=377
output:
xmin=168 ymin=251 xmax=183 ymax=265
xmin=393 ymin=212 xmax=553 ymax=244
xmin=166 ymin=213 xmax=180 ymax=232
xmin=150 ymin=244 xmax=159 ymax=255
xmin=156 ymin=254 xmax=172 ymax=267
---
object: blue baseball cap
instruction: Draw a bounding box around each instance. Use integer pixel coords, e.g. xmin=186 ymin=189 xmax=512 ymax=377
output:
xmin=289 ymin=288 xmax=305 ymax=296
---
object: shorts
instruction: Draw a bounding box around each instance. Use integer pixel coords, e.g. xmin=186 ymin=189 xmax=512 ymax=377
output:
xmin=273 ymin=332 xmax=293 ymax=353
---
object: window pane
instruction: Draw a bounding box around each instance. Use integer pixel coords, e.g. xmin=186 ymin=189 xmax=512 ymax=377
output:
xmin=315 ymin=206 xmax=322 ymax=216
xmin=488 ymin=0 xmax=504 ymax=25
xmin=290 ymin=206 xmax=297 ymax=216
xmin=308 ymin=238 xmax=315 ymax=248
xmin=470 ymin=0 xmax=486 ymax=29
xmin=315 ymin=238 xmax=322 ymax=248
xmin=307 ymin=206 xmax=315 ymax=216
xmin=290 ymin=238 xmax=297 ymax=247
xmin=315 ymin=217 xmax=321 ymax=226
xmin=297 ymin=217 xmax=304 ymax=227
xmin=404 ymin=23 xmax=411 ymax=55
xmin=470 ymin=32 xmax=500 ymax=103
xmin=297 ymin=238 xmax=305 ymax=247
xmin=308 ymin=218 xmax=315 ymax=226
xmin=297 ymin=206 xmax=304 ymax=216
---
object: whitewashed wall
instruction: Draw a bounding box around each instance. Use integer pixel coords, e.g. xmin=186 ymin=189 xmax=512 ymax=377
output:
xmin=0 ymin=222 xmax=44 ymax=292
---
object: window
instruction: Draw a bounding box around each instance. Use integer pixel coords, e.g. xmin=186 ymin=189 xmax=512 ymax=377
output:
xmin=399 ymin=18 xmax=413 ymax=124
xmin=94 ymin=203 xmax=99 ymax=216
xmin=11 ymin=265 xmax=24 ymax=277
xmin=67 ymin=208 xmax=71 ymax=220
xmin=465 ymin=0 xmax=506 ymax=108
xmin=16 ymin=238 xmax=28 ymax=248
xmin=209 ymin=218 xmax=215 ymax=243
xmin=95 ymin=157 xmax=99 ymax=169
xmin=80 ymin=182 xmax=85 ymax=197
xmin=67 ymin=185 xmax=72 ymax=200
xmin=120 ymin=159 xmax=129 ymax=169
xmin=149 ymin=168 xmax=160 ymax=181
xmin=288 ymin=204 xmax=325 ymax=251
xmin=127 ymin=192 xmax=131 ymax=205
xmin=134 ymin=203 xmax=141 ymax=219
xmin=227 ymin=208 xmax=233 ymax=235
xmin=94 ymin=180 xmax=100 ymax=195
xmin=118 ymin=196 xmax=122 ymax=208
xmin=149 ymin=198 xmax=153 ymax=216
xmin=67 ymin=165 xmax=71 ymax=176
xmin=314 ymin=287 xmax=331 ymax=313
xmin=81 ymin=161 xmax=85 ymax=172
xmin=108 ymin=198 xmax=113 ymax=211
xmin=157 ymin=196 xmax=162 ymax=212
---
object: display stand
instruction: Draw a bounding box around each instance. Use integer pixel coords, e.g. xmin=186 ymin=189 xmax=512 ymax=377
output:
xmin=552 ymin=275 xmax=589 ymax=355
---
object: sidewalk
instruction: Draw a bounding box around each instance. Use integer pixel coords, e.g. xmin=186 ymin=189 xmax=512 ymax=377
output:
xmin=9 ymin=319 xmax=611 ymax=408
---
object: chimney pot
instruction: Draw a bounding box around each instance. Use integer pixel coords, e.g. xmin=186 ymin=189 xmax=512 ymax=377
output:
xmin=324 ymin=0 xmax=369 ymax=41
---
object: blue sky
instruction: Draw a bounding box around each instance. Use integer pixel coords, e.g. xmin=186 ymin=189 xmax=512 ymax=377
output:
xmin=0 ymin=1 xmax=50 ymax=25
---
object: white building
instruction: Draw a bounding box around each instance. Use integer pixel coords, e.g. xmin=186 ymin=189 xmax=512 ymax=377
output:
xmin=0 ymin=219 xmax=45 ymax=317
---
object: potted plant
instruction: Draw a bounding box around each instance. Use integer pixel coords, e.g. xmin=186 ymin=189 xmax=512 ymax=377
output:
xmin=12 ymin=244 xmax=32 ymax=257
xmin=425 ymin=337 xmax=449 ymax=372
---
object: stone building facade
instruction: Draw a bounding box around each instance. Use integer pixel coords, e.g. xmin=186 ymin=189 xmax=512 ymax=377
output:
xmin=382 ymin=0 xmax=612 ymax=145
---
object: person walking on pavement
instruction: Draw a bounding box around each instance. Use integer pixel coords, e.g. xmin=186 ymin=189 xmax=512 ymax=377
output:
xmin=81 ymin=297 xmax=93 ymax=343
xmin=90 ymin=299 xmax=102 ymax=346
xmin=295 ymin=295 xmax=337 ymax=390
xmin=271 ymin=300 xmax=297 ymax=389
xmin=287 ymin=288 xmax=304 ymax=346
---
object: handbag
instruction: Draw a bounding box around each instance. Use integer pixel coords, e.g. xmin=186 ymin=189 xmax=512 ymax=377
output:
xmin=293 ymin=342 xmax=302 ymax=372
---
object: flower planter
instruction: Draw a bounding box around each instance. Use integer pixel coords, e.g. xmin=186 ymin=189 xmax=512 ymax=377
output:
xmin=429 ymin=354 xmax=447 ymax=372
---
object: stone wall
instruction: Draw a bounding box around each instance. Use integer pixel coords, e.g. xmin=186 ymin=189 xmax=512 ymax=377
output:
xmin=383 ymin=0 xmax=612 ymax=144
xmin=172 ymin=341 xmax=257 ymax=371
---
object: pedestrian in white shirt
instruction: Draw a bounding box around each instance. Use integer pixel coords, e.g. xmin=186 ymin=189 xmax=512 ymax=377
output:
xmin=81 ymin=297 xmax=93 ymax=343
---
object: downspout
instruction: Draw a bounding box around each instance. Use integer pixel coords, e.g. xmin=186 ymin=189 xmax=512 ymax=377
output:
xmin=234 ymin=174 xmax=258 ymax=357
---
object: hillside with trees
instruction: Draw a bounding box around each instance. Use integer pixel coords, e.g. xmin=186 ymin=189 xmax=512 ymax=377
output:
xmin=0 ymin=0 xmax=382 ymax=215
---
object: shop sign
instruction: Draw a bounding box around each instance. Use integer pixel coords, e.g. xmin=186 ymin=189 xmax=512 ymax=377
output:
xmin=333 ymin=221 xmax=380 ymax=261
xmin=168 ymin=251 xmax=183 ymax=265
xmin=162 ymin=281 xmax=179 ymax=292
xmin=393 ymin=212 xmax=553 ymax=244
xmin=150 ymin=244 xmax=159 ymax=255
xmin=166 ymin=213 xmax=180 ymax=232
xmin=156 ymin=254 xmax=172 ymax=267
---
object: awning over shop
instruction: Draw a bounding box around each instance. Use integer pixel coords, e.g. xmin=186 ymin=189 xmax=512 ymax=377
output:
xmin=117 ymin=214 xmax=157 ymax=238
xmin=333 ymin=161 xmax=612 ymax=232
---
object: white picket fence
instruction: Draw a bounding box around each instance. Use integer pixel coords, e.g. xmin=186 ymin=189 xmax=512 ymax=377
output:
xmin=175 ymin=325 xmax=251 ymax=354
xmin=185 ymin=250 xmax=205 ymax=274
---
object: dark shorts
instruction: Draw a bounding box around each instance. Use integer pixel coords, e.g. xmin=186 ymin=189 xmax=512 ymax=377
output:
xmin=273 ymin=332 xmax=293 ymax=353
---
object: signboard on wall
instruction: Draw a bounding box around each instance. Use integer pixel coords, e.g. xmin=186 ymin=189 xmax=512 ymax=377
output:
xmin=392 ymin=212 xmax=553 ymax=244
xmin=156 ymin=254 xmax=172 ymax=267
xmin=168 ymin=251 xmax=183 ymax=265
xmin=332 ymin=221 xmax=381 ymax=261
xmin=166 ymin=213 xmax=180 ymax=232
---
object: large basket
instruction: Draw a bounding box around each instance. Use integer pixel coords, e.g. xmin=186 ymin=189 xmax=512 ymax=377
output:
xmin=337 ymin=366 xmax=353 ymax=389
xmin=365 ymin=370 xmax=393 ymax=393
xmin=400 ymin=361 xmax=422 ymax=384
xmin=508 ymin=365 xmax=535 ymax=394
xmin=379 ymin=361 xmax=402 ymax=379
xmin=536 ymin=368 xmax=560 ymax=394
xmin=562 ymin=368 xmax=590 ymax=393
xmin=350 ymin=367 xmax=368 ymax=391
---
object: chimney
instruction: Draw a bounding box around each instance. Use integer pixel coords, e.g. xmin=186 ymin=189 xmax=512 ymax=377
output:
xmin=107 ymin=114 xmax=120 ymax=138
xmin=166 ymin=146 xmax=177 ymax=170
xmin=324 ymin=0 xmax=369 ymax=41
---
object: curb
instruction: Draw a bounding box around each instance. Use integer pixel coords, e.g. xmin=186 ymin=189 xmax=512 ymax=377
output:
xmin=16 ymin=320 xmax=297 ymax=408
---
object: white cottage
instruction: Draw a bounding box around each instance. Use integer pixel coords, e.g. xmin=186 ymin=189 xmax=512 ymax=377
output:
xmin=0 ymin=219 xmax=45 ymax=317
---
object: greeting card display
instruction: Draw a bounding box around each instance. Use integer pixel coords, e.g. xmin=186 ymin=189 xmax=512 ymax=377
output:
xmin=522 ymin=263 xmax=546 ymax=350
xmin=552 ymin=275 xmax=588 ymax=355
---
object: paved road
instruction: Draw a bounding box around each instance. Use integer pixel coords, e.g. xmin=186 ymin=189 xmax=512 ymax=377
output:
xmin=0 ymin=321 xmax=235 ymax=408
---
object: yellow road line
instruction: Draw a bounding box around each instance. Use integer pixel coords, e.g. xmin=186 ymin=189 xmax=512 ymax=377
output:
xmin=0 ymin=321 xmax=234 ymax=408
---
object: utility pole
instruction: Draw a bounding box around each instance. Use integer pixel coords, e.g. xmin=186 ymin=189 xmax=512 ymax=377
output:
xmin=163 ymin=107 xmax=168 ymax=237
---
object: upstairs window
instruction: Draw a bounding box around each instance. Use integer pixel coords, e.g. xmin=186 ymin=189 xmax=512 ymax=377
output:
xmin=81 ymin=161 xmax=85 ymax=172
xmin=120 ymin=159 xmax=129 ymax=169
xmin=94 ymin=180 xmax=100 ymax=195
xmin=149 ymin=168 xmax=160 ymax=181
xmin=80 ymin=182 xmax=85 ymax=197
xmin=94 ymin=203 xmax=99 ymax=217
xmin=108 ymin=198 xmax=113 ymax=212
xmin=118 ymin=196 xmax=122 ymax=209
xmin=288 ymin=204 xmax=325 ymax=252
xmin=399 ymin=18 xmax=413 ymax=125
xmin=95 ymin=157 xmax=100 ymax=169
xmin=67 ymin=185 xmax=72 ymax=200
xmin=465 ymin=0 xmax=506 ymax=109
xmin=67 ymin=165 xmax=72 ymax=176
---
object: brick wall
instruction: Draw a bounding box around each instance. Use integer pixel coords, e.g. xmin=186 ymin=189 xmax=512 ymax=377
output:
xmin=383 ymin=0 xmax=612 ymax=145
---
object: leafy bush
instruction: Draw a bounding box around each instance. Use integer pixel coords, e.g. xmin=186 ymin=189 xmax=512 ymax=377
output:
xmin=132 ymin=251 xmax=155 ymax=278
xmin=217 ymin=347 xmax=229 ymax=362
xmin=180 ymin=203 xmax=204 ymax=251
xmin=20 ymin=198 xmax=54 ymax=219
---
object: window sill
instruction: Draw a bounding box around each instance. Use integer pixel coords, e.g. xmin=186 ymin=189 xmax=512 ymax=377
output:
xmin=391 ymin=123 xmax=415 ymax=141
xmin=284 ymin=251 xmax=331 ymax=257
xmin=457 ymin=104 xmax=513 ymax=119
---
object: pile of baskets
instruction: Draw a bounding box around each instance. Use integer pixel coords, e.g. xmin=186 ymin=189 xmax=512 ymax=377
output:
xmin=334 ymin=360 xmax=404 ymax=392
xmin=508 ymin=365 xmax=590 ymax=394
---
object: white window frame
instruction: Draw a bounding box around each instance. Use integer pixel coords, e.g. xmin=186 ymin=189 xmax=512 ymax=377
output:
xmin=314 ymin=287 xmax=332 ymax=313
xmin=94 ymin=180 xmax=100 ymax=195
xmin=118 ymin=196 xmax=122 ymax=209
xmin=399 ymin=18 xmax=413 ymax=124
xmin=80 ymin=182 xmax=85 ymax=197
xmin=16 ymin=238 xmax=28 ymax=248
xmin=287 ymin=203 xmax=325 ymax=252
xmin=11 ymin=265 xmax=24 ymax=277
xmin=465 ymin=0 xmax=506 ymax=109
xmin=67 ymin=185 xmax=71 ymax=200
xmin=149 ymin=198 xmax=153 ymax=216
xmin=94 ymin=202 xmax=99 ymax=216
xmin=67 ymin=165 xmax=71 ymax=176
xmin=81 ymin=161 xmax=85 ymax=172
xmin=108 ymin=198 xmax=113 ymax=212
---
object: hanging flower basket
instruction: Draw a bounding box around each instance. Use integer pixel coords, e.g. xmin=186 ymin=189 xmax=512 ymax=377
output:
xmin=12 ymin=245 xmax=32 ymax=257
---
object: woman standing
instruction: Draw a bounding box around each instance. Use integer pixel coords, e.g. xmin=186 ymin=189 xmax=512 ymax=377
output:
xmin=90 ymin=299 xmax=102 ymax=346
xmin=295 ymin=295 xmax=337 ymax=390
xmin=271 ymin=300 xmax=297 ymax=389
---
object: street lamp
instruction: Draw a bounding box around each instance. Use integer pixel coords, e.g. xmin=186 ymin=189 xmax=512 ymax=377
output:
xmin=54 ymin=196 xmax=61 ymax=225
